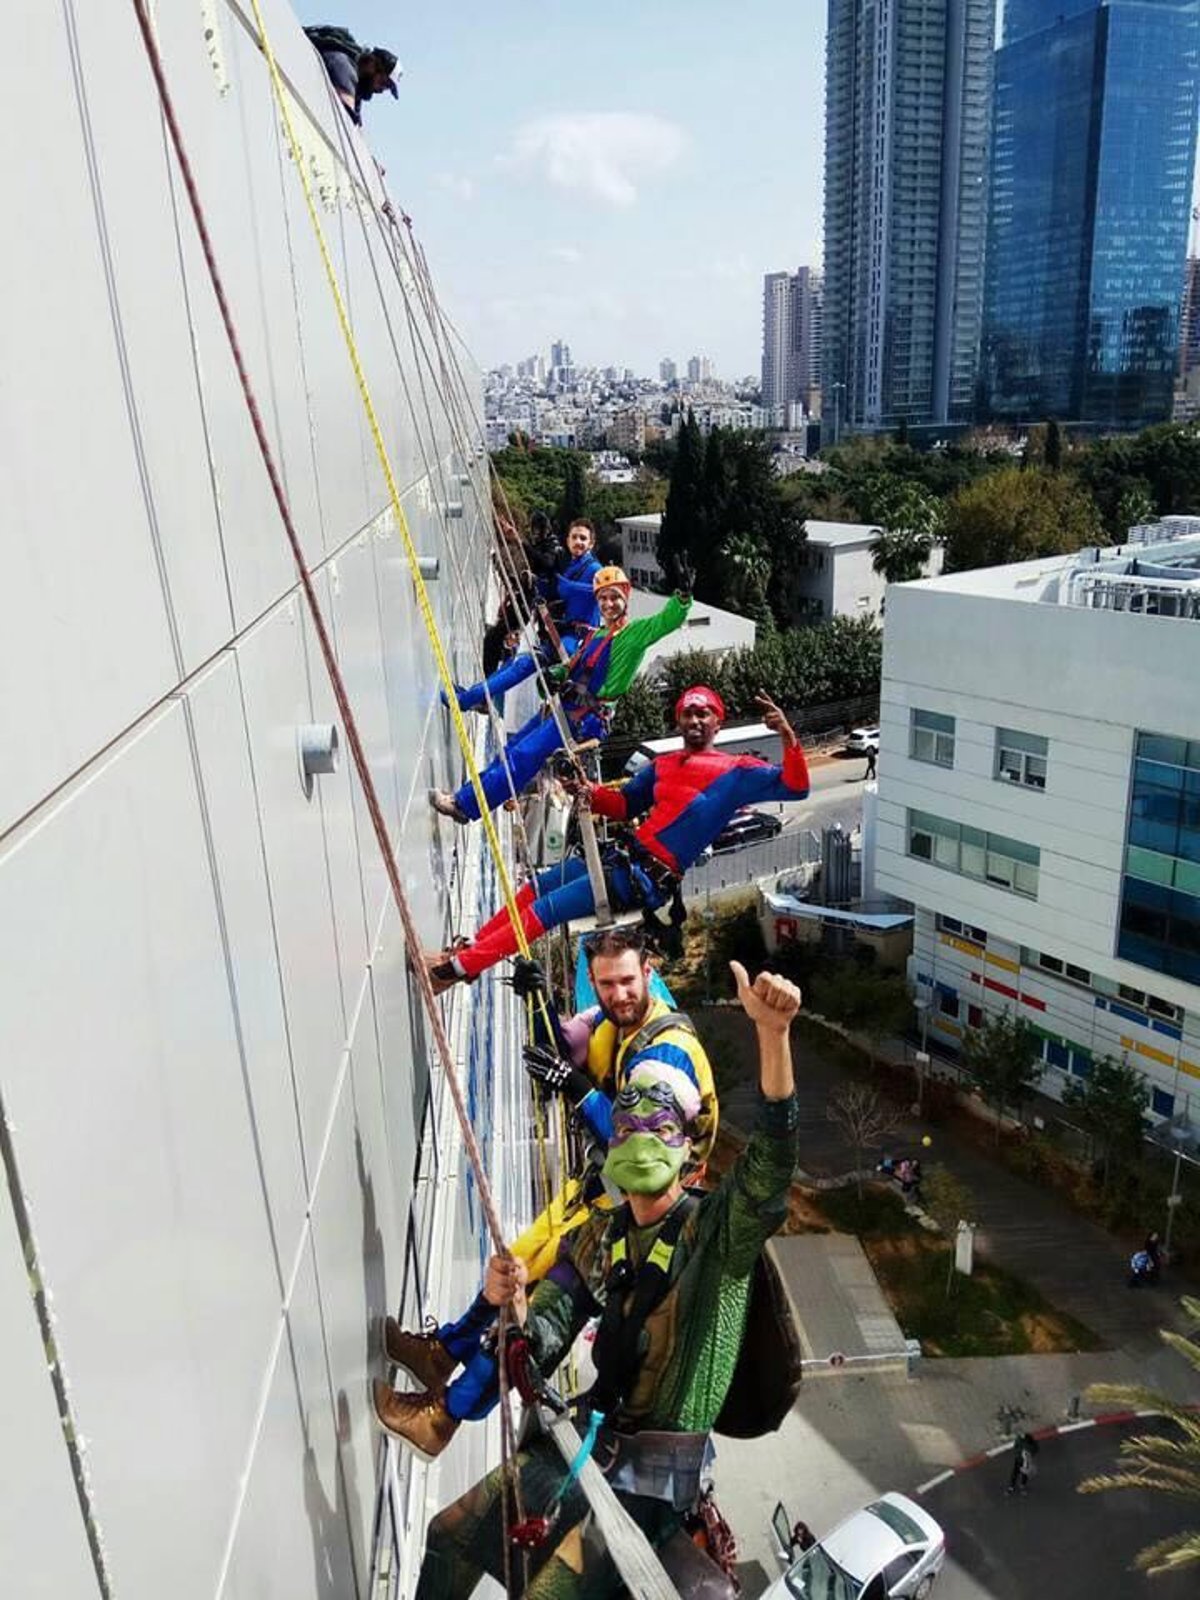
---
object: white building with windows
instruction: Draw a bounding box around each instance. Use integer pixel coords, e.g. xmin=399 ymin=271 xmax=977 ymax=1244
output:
xmin=790 ymin=521 xmax=944 ymax=624
xmin=875 ymin=536 xmax=1200 ymax=1123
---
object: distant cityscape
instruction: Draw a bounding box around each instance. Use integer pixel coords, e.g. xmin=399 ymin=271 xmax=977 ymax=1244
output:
xmin=490 ymin=0 xmax=1200 ymax=453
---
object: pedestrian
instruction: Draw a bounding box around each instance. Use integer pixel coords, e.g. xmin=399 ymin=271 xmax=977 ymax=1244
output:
xmin=1144 ymin=1231 xmax=1163 ymax=1281
xmin=789 ymin=1520 xmax=816 ymax=1558
xmin=864 ymin=745 xmax=877 ymax=780
xmin=1128 ymin=1247 xmax=1154 ymax=1288
xmin=909 ymin=1155 xmax=924 ymax=1206
xmin=1007 ymin=1432 xmax=1038 ymax=1493
xmin=896 ymin=1157 xmax=915 ymax=1198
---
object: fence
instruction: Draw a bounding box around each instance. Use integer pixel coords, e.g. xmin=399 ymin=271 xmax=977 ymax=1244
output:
xmin=683 ymin=828 xmax=822 ymax=902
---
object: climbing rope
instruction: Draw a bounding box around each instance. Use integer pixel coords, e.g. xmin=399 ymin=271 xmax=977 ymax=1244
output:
xmin=127 ymin=0 xmax=509 ymax=1254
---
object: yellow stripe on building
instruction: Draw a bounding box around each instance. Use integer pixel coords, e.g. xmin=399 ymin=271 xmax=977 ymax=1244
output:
xmin=985 ymin=951 xmax=1020 ymax=974
xmin=939 ymin=933 xmax=984 ymax=959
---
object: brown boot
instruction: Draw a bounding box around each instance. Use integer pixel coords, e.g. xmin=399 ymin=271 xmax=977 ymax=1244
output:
xmin=381 ymin=1317 xmax=457 ymax=1393
xmin=424 ymin=953 xmax=463 ymax=995
xmin=372 ymin=1381 xmax=460 ymax=1462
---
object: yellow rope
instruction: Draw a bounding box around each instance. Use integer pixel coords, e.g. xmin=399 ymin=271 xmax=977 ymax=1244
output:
xmin=247 ymin=0 xmax=531 ymax=955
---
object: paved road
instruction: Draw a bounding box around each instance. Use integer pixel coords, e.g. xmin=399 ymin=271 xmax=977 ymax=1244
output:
xmin=926 ymin=1419 xmax=1185 ymax=1600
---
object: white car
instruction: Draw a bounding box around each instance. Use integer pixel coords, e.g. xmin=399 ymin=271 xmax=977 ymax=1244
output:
xmin=765 ymin=1493 xmax=945 ymax=1600
xmin=845 ymin=726 xmax=880 ymax=754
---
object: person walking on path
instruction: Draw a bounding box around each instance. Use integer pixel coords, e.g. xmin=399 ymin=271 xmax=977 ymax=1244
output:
xmin=864 ymin=745 xmax=877 ymax=781
xmin=1007 ymin=1432 xmax=1038 ymax=1494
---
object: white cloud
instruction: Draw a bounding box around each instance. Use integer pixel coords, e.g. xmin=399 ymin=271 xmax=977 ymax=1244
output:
xmin=549 ymin=245 xmax=582 ymax=265
xmin=503 ymin=112 xmax=686 ymax=208
xmin=435 ymin=172 xmax=475 ymax=202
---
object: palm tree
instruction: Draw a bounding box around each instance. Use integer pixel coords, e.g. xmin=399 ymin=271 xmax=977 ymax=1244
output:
xmin=1078 ymin=1297 xmax=1200 ymax=1576
xmin=870 ymin=526 xmax=934 ymax=585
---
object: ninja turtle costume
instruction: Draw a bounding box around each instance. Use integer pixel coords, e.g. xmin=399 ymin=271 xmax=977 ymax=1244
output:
xmin=413 ymin=1090 xmax=799 ymax=1600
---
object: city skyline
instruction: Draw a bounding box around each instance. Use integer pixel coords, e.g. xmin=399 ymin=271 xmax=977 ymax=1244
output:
xmin=296 ymin=0 xmax=827 ymax=375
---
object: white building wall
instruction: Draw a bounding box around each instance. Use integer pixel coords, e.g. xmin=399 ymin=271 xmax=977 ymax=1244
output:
xmin=0 ymin=6 xmax=531 ymax=1597
xmin=877 ymin=578 xmax=1200 ymax=1117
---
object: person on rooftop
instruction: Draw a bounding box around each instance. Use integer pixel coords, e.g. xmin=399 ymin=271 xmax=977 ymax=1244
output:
xmin=303 ymin=26 xmax=402 ymax=126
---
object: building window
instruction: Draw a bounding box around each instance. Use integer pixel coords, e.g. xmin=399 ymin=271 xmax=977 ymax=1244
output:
xmin=907 ymin=810 xmax=1039 ymax=898
xmin=996 ymin=727 xmax=1048 ymax=790
xmin=967 ymin=1004 xmax=983 ymax=1028
xmin=910 ymin=709 xmax=955 ymax=767
xmin=939 ymin=991 xmax=960 ymax=1019
xmin=1118 ymin=731 xmax=1200 ymax=983
xmin=1045 ymin=1039 xmax=1069 ymax=1072
xmin=937 ymin=913 xmax=987 ymax=944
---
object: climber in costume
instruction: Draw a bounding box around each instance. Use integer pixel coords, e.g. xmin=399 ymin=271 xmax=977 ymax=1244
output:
xmin=426 ymin=686 xmax=810 ymax=989
xmin=449 ymin=518 xmax=603 ymax=717
xmin=429 ymin=566 xmax=691 ymax=825
xmin=404 ymin=959 xmax=802 ymax=1600
xmin=373 ymin=928 xmax=717 ymax=1455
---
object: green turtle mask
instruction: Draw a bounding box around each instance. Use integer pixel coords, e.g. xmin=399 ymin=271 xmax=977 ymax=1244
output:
xmin=601 ymin=1086 xmax=691 ymax=1195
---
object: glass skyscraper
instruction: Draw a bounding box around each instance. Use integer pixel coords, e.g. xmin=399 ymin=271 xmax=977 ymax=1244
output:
xmin=1119 ymin=732 xmax=1200 ymax=983
xmin=823 ymin=0 xmax=996 ymax=438
xmin=983 ymin=0 xmax=1200 ymax=428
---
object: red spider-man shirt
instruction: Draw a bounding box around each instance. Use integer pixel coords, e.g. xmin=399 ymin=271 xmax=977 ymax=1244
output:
xmin=589 ymin=742 xmax=811 ymax=873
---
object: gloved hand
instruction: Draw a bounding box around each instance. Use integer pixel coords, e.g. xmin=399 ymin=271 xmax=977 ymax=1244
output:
xmin=508 ymin=956 xmax=548 ymax=1002
xmin=523 ymin=1043 xmax=593 ymax=1107
xmin=666 ymin=553 xmax=695 ymax=599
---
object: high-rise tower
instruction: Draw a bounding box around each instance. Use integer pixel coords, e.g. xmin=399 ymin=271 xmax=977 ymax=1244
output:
xmin=982 ymin=0 xmax=1200 ymax=428
xmin=822 ymin=0 xmax=995 ymax=439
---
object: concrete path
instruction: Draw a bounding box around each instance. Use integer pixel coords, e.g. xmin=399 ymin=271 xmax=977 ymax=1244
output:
xmin=771 ymin=1235 xmax=908 ymax=1370
xmin=704 ymin=1007 xmax=1192 ymax=1347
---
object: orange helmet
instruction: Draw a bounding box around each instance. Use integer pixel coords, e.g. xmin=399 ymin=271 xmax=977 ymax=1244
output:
xmin=593 ymin=565 xmax=631 ymax=595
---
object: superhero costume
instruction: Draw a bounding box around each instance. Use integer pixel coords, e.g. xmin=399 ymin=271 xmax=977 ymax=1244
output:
xmin=449 ymin=737 xmax=810 ymax=978
xmin=445 ymin=593 xmax=691 ymax=824
xmin=413 ymin=1092 xmax=799 ymax=1600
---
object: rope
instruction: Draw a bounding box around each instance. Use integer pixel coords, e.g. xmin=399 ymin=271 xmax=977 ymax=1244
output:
xmin=242 ymin=0 xmax=536 ymax=966
xmin=126 ymin=0 xmax=507 ymax=1254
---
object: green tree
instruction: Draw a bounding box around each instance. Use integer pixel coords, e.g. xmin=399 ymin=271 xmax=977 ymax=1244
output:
xmin=1063 ymin=1054 xmax=1149 ymax=1194
xmin=1116 ymin=479 xmax=1157 ymax=534
xmin=923 ymin=1166 xmax=977 ymax=1296
xmin=871 ymin=526 xmax=935 ymax=585
xmin=608 ymin=674 xmax=671 ymax=746
xmin=721 ymin=532 xmax=773 ymax=623
xmin=1045 ymin=418 xmax=1064 ymax=471
xmin=960 ymin=1012 xmax=1043 ymax=1139
xmin=1080 ymin=1298 xmax=1200 ymax=1576
xmin=556 ymin=454 xmax=588 ymax=532
xmin=942 ymin=466 xmax=1103 ymax=574
xmin=658 ymin=410 xmax=706 ymax=583
xmin=810 ymin=964 xmax=913 ymax=1069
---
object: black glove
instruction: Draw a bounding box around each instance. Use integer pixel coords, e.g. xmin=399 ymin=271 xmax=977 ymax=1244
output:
xmin=508 ymin=957 xmax=548 ymax=1002
xmin=666 ymin=552 xmax=694 ymax=598
xmin=523 ymin=1043 xmax=593 ymax=1108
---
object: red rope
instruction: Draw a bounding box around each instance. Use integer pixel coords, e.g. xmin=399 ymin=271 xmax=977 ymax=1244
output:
xmin=127 ymin=0 xmax=507 ymax=1255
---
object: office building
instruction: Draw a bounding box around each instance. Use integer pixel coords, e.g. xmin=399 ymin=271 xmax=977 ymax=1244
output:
xmin=823 ymin=0 xmax=995 ymax=439
xmin=1180 ymin=257 xmax=1200 ymax=380
xmin=787 ymin=521 xmax=943 ymax=625
xmin=659 ymin=357 xmax=678 ymax=384
xmin=983 ymin=0 xmax=1200 ymax=428
xmin=875 ymin=534 xmax=1200 ymax=1119
xmin=686 ymin=355 xmax=713 ymax=383
xmin=761 ymin=266 xmax=823 ymax=411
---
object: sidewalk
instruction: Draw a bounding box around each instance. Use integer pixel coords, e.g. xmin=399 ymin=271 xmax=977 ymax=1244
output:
xmin=706 ymin=1007 xmax=1194 ymax=1348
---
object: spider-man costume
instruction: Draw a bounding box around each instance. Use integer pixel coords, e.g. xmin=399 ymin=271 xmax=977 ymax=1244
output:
xmin=449 ymin=737 xmax=810 ymax=979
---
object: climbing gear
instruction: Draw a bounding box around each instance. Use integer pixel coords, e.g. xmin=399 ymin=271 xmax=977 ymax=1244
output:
xmin=302 ymin=24 xmax=362 ymax=60
xmin=589 ymin=1195 xmax=698 ymax=1420
xmin=675 ymin=686 xmax=726 ymax=724
xmin=381 ymin=1318 xmax=458 ymax=1394
xmin=523 ymin=1043 xmax=593 ymax=1106
xmin=593 ymin=565 xmax=632 ymax=594
xmin=371 ymin=1383 xmax=461 ymax=1462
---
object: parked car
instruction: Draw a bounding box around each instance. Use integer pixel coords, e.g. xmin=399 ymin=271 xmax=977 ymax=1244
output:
xmin=712 ymin=809 xmax=784 ymax=852
xmin=845 ymin=726 xmax=880 ymax=755
xmin=765 ymin=1493 xmax=945 ymax=1600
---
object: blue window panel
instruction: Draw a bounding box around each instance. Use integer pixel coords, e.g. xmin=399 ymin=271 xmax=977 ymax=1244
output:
xmin=1046 ymin=1039 xmax=1070 ymax=1072
xmin=1108 ymin=999 xmax=1147 ymax=1029
xmin=1150 ymin=1017 xmax=1183 ymax=1042
xmin=936 ymin=981 xmax=958 ymax=999
xmin=1152 ymin=1087 xmax=1176 ymax=1118
xmin=1070 ymin=1050 xmax=1093 ymax=1080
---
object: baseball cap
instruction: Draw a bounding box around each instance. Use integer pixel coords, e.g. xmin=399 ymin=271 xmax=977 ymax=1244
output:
xmin=374 ymin=48 xmax=403 ymax=95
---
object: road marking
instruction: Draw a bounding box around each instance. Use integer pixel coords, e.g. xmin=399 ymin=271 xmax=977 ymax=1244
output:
xmin=984 ymin=1442 xmax=1014 ymax=1457
xmin=916 ymin=1470 xmax=955 ymax=1496
xmin=1057 ymin=1420 xmax=1097 ymax=1434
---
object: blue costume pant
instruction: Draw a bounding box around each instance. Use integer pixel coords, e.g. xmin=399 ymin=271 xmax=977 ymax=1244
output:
xmin=436 ymin=1294 xmax=503 ymax=1422
xmin=453 ymin=705 xmax=606 ymax=822
xmin=450 ymin=636 xmax=580 ymax=715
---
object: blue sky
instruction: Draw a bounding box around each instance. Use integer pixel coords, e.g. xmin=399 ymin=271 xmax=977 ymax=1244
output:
xmin=294 ymin=2 xmax=828 ymax=377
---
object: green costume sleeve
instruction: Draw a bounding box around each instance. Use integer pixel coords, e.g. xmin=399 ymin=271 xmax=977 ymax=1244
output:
xmin=599 ymin=594 xmax=692 ymax=699
xmin=523 ymin=1211 xmax=608 ymax=1377
xmin=704 ymin=1094 xmax=799 ymax=1276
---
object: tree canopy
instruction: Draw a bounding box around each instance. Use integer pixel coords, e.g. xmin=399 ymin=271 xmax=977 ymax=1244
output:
xmin=960 ymin=1012 xmax=1043 ymax=1137
xmin=942 ymin=466 xmax=1104 ymax=574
